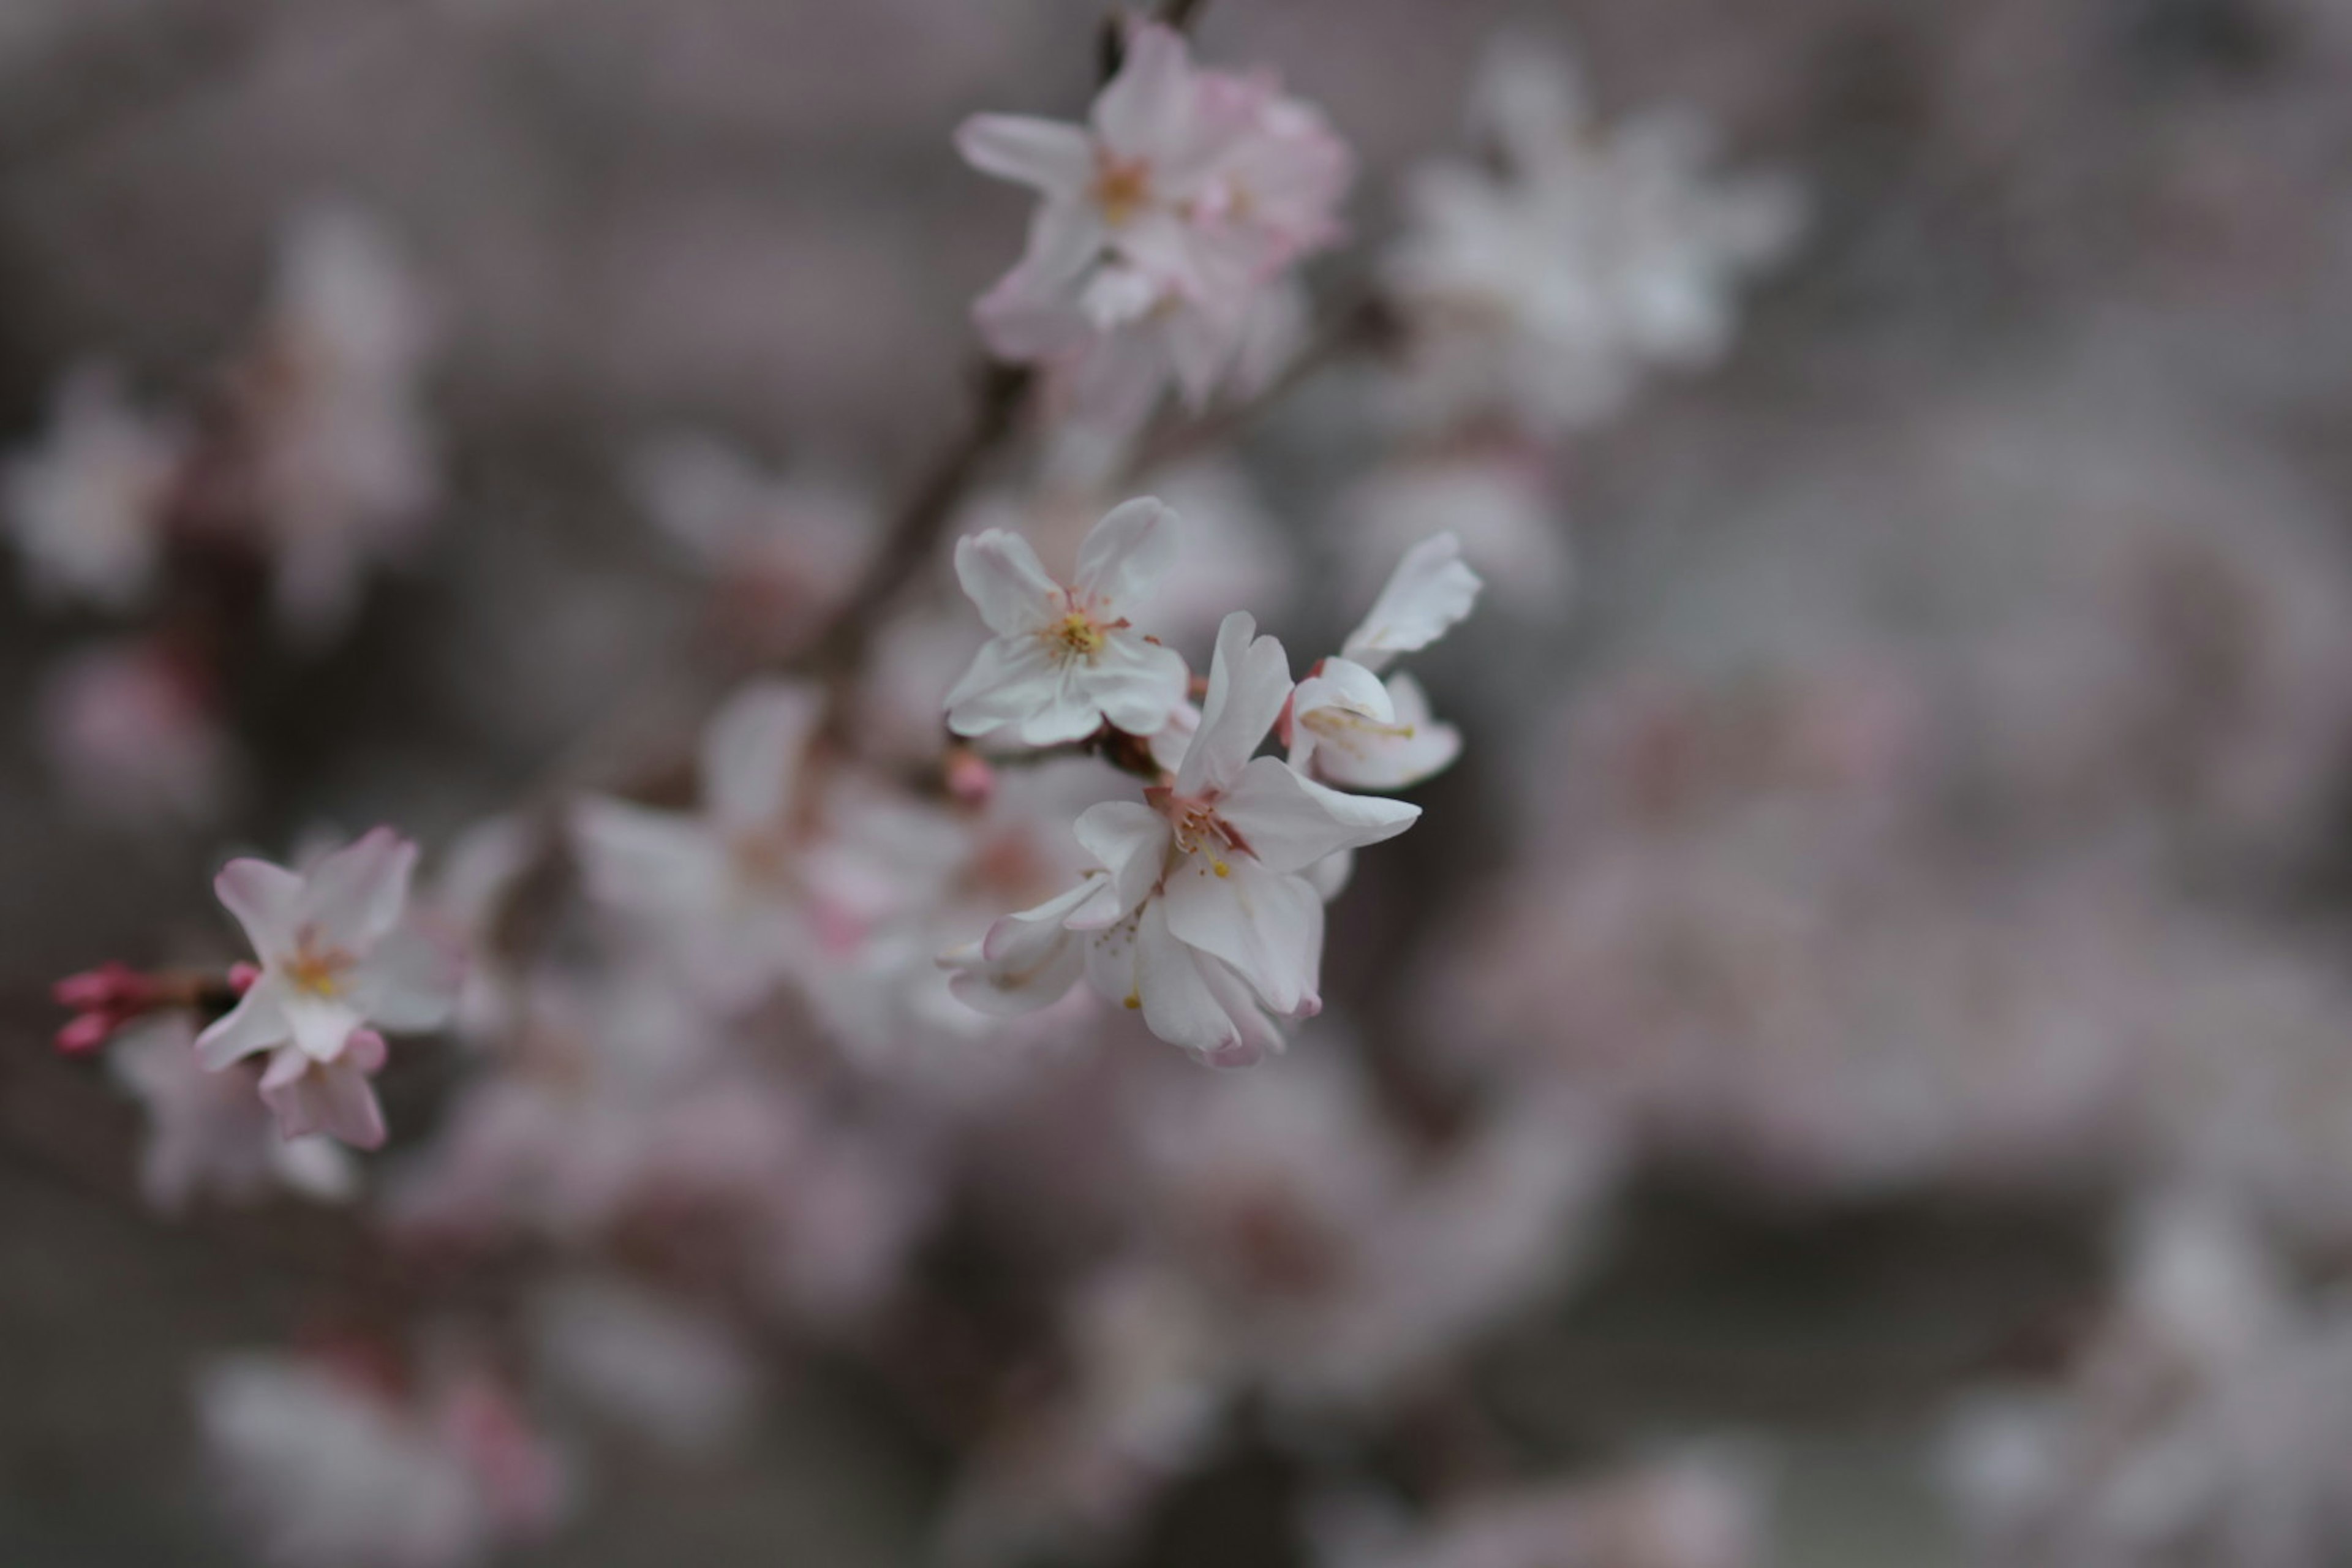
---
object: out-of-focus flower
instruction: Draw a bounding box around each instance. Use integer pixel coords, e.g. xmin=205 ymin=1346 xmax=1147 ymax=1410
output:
xmin=1383 ymin=41 xmax=1800 ymax=437
xmin=626 ymin=430 xmax=873 ymax=655
xmin=958 ymin=22 xmax=1351 ymax=435
xmin=1314 ymin=1453 xmax=1763 ymax=1568
xmin=1940 ymin=1193 xmax=2352 ymax=1567
xmin=37 ymin=636 xmax=236 ymax=827
xmin=197 ymin=827 xmax=461 ymax=1150
xmin=572 ymin=680 xmax=962 ymax=1012
xmin=1 ymin=361 xmax=182 ymax=611
xmin=197 ymin=1351 xmax=565 ymax=1568
xmin=529 ymin=1275 xmax=759 ymax=1455
xmin=107 ymin=1012 xmax=358 ymax=1212
xmin=948 ymin=614 xmax=1417 ymax=1063
xmin=1289 ymin=533 xmax=1482 ymax=791
xmin=1341 ymin=451 xmax=1572 ymax=618
xmin=946 ymin=497 xmax=1191 ymax=745
xmin=234 ymin=205 xmax=440 ymax=641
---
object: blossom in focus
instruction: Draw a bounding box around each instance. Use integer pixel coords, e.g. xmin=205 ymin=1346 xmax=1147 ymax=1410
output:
xmin=1289 ymin=533 xmax=1483 ymax=791
xmin=945 ymin=497 xmax=1190 ymax=745
xmin=197 ymin=827 xmax=461 ymax=1150
xmin=2 ymin=361 xmax=182 ymax=611
xmin=235 ymin=205 xmax=441 ymax=640
xmin=197 ymin=1351 xmax=565 ymax=1568
xmin=957 ymin=22 xmax=1351 ymax=434
xmin=1382 ymin=41 xmax=1800 ymax=437
xmin=946 ymin=612 xmax=1418 ymax=1063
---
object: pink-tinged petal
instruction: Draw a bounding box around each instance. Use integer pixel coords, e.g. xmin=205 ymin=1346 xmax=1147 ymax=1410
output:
xmin=344 ymin=925 xmax=459 ymax=1033
xmin=299 ymin=827 xmax=418 ymax=956
xmin=1093 ymin=23 xmax=1197 ymax=162
xmin=702 ymin=680 xmax=824 ymax=833
xmin=1195 ymin=957 xmax=1287 ymax=1066
xmin=954 ymin=530 xmax=1061 ymax=638
xmin=568 ymin=798 xmax=730 ymax=920
xmin=284 ymin=995 xmax=361 ymax=1062
xmin=1175 ymin=612 xmax=1292 ymax=798
xmin=1073 ymin=497 xmax=1178 ymax=618
xmin=260 ymin=1050 xmax=386 ymax=1150
xmin=1074 ymin=801 xmax=1171 ymax=924
xmin=941 ymin=878 xmax=1098 ymax=1017
xmin=1133 ymin=900 xmax=1250 ymax=1059
xmin=1340 ymin=532 xmax=1483 ymax=673
xmin=214 ymin=858 xmax=305 ymax=960
xmin=1218 ymin=756 xmax=1419 ymax=872
xmin=944 ymin=635 xmax=1064 ymax=737
xmin=195 ymin=979 xmax=292 ymax=1069
xmin=342 ymin=1028 xmax=388 ymax=1074
xmin=1076 ymin=630 xmax=1188 ymax=736
xmin=1161 ymin=850 xmax=1322 ymax=1016
xmin=954 ymin=114 xmax=1096 ymax=195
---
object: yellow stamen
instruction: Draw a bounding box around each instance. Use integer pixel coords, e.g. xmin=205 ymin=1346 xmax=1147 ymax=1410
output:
xmin=1093 ymin=155 xmax=1153 ymax=227
xmin=1055 ymin=612 xmax=1107 ymax=657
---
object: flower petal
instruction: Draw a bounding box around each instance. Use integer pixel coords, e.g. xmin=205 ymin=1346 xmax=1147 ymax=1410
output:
xmin=1074 ymin=801 xmax=1171 ymax=924
xmin=701 ymin=680 xmax=824 ymax=833
xmin=195 ymin=979 xmax=293 ymax=1069
xmin=569 ymin=798 xmax=731 ymax=920
xmin=941 ymin=878 xmax=1099 ymax=1017
xmin=1340 ymin=532 xmax=1483 ymax=674
xmin=1072 ymin=497 xmax=1178 ymax=619
xmin=298 ymin=827 xmax=418 ymax=952
xmin=1013 ymin=665 xmax=1115 ymax=747
xmin=260 ymin=1050 xmax=386 ymax=1151
xmin=944 ymin=634 xmax=1065 ymax=738
xmin=1174 ymin=611 xmax=1291 ymax=798
xmin=344 ymin=925 xmax=461 ymax=1033
xmin=1093 ymin=23 xmax=1196 ymax=162
xmin=1308 ymin=670 xmax=1463 ymax=791
xmin=955 ymin=114 xmax=1096 ymax=195
xmin=1162 ymin=850 xmax=1322 ymax=1016
xmin=214 ymin=858 xmax=305 ymax=960
xmin=1076 ymin=630 xmax=1188 ymax=737
xmin=1194 ymin=957 xmax=1287 ymax=1067
xmin=1216 ymin=755 xmax=1420 ymax=873
xmin=285 ymin=994 xmax=361 ymax=1062
xmin=954 ymin=530 xmax=1061 ymax=638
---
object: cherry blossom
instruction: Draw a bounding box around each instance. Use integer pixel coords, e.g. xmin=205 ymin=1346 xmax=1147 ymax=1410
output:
xmin=947 ymin=612 xmax=1418 ymax=1063
xmin=2 ymin=361 xmax=182 ymax=612
xmin=957 ymin=22 xmax=1351 ymax=432
xmin=107 ymin=1012 xmax=358 ymax=1213
xmin=1289 ymin=533 xmax=1482 ymax=791
xmin=196 ymin=827 xmax=461 ymax=1150
xmin=944 ymin=497 xmax=1190 ymax=745
xmin=1383 ymin=41 xmax=1800 ymax=436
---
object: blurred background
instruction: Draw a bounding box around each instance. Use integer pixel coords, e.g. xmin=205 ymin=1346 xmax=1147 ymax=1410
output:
xmin=7 ymin=0 xmax=2352 ymax=1563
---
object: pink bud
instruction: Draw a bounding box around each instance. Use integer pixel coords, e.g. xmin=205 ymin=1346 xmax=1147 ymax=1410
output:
xmin=228 ymin=962 xmax=262 ymax=996
xmin=52 ymin=961 xmax=145 ymax=1012
xmin=55 ymin=1012 xmax=115 ymax=1056
xmin=344 ymin=1028 xmax=390 ymax=1075
xmin=945 ymin=748 xmax=997 ymax=807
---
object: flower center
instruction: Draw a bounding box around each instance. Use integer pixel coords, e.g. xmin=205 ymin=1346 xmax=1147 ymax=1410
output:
xmin=1053 ymin=612 xmax=1107 ymax=658
xmin=284 ymin=933 xmax=354 ymax=999
xmin=1148 ymin=786 xmax=1248 ymax=875
xmin=1092 ymin=154 xmax=1154 ymax=227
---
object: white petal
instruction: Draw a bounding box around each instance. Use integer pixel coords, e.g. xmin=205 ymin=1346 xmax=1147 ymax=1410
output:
xmin=298 ymin=827 xmax=417 ymax=952
xmin=1175 ymin=611 xmax=1291 ymax=798
xmin=1309 ymin=670 xmax=1463 ymax=790
xmin=1302 ymin=847 xmax=1354 ymax=901
xmin=343 ymin=925 xmax=460 ymax=1033
xmin=569 ymin=797 xmax=731 ymax=919
xmin=1340 ymin=532 xmax=1483 ymax=674
xmin=1161 ymin=851 xmax=1322 ymax=1016
xmin=941 ymin=880 xmax=1098 ymax=1017
xmin=1072 ymin=497 xmax=1178 ymax=619
xmin=195 ymin=980 xmax=292 ymax=1069
xmin=1014 ymin=666 xmax=1115 ymax=747
xmin=260 ymin=1050 xmax=385 ymax=1150
xmin=214 ymin=858 xmax=304 ymax=960
xmin=1074 ymin=801 xmax=1172 ymax=924
xmin=1194 ymin=958 xmax=1288 ymax=1067
xmin=944 ymin=635 xmax=1065 ymax=737
xmin=954 ymin=530 xmax=1061 ymax=638
xmin=1147 ymin=699 xmax=1200 ymax=774
xmin=1076 ymin=630 xmax=1188 ymax=737
xmin=1216 ymin=756 xmax=1420 ymax=873
xmin=954 ymin=115 xmax=1096 ymax=195
xmin=702 ymin=680 xmax=824 ymax=833
xmin=1092 ymin=23 xmax=1196 ymax=162
xmin=285 ymin=995 xmax=362 ymax=1062
xmin=1099 ymin=899 xmax=1241 ymax=1058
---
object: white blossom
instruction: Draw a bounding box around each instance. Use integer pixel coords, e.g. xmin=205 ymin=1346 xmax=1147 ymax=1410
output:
xmin=1290 ymin=533 xmax=1482 ymax=791
xmin=944 ymin=497 xmax=1190 ymax=745
xmin=2 ymin=361 xmax=181 ymax=611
